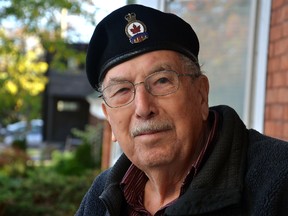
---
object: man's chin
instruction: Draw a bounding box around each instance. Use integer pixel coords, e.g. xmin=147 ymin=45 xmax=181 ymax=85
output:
xmin=135 ymin=151 xmax=173 ymax=169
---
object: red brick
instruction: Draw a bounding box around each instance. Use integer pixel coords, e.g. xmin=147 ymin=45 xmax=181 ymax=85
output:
xmin=278 ymin=87 xmax=288 ymax=102
xmin=272 ymin=0 xmax=285 ymax=10
xmin=264 ymin=120 xmax=283 ymax=138
xmin=264 ymin=105 xmax=271 ymax=120
xmin=264 ymin=105 xmax=270 ymax=122
xmin=280 ymin=5 xmax=288 ymax=23
xmin=274 ymin=38 xmax=288 ymax=56
xmin=270 ymin=24 xmax=282 ymax=41
xmin=284 ymin=106 xmax=288 ymax=120
xmin=266 ymin=1 xmax=288 ymax=140
xmin=269 ymin=104 xmax=284 ymax=120
xmin=267 ymin=88 xmax=288 ymax=103
xmin=264 ymin=121 xmax=273 ymax=134
xmin=268 ymin=57 xmax=281 ymax=72
xmin=283 ymin=21 xmax=288 ymax=36
xmin=266 ymin=88 xmax=278 ymax=104
xmin=273 ymin=121 xmax=283 ymax=137
xmin=280 ymin=54 xmax=288 ymax=70
xmin=268 ymin=42 xmax=275 ymax=57
xmin=284 ymin=4 xmax=288 ymax=21
xmin=271 ymin=7 xmax=285 ymax=25
xmin=283 ymin=122 xmax=288 ymax=140
xmin=270 ymin=9 xmax=277 ymax=25
xmin=273 ymin=72 xmax=286 ymax=87
xmin=266 ymin=73 xmax=273 ymax=88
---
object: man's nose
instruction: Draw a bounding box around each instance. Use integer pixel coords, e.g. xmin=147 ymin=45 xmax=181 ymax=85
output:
xmin=134 ymin=83 xmax=155 ymax=119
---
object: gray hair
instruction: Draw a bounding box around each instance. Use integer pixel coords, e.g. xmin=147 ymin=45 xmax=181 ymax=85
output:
xmin=178 ymin=53 xmax=203 ymax=78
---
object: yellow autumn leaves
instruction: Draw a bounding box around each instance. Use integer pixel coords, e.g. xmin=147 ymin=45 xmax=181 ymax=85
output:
xmin=1 ymin=50 xmax=48 ymax=96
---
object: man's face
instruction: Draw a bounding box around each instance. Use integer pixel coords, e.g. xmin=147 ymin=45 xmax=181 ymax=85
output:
xmin=102 ymin=50 xmax=209 ymax=171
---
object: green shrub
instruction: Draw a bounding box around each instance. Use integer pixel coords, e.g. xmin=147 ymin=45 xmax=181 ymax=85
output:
xmin=52 ymin=143 xmax=97 ymax=176
xmin=0 ymin=123 xmax=103 ymax=215
xmin=0 ymin=147 xmax=30 ymax=177
xmin=74 ymin=143 xmax=96 ymax=169
xmin=71 ymin=124 xmax=103 ymax=168
xmin=51 ymin=124 xmax=104 ymax=176
xmin=11 ymin=139 xmax=27 ymax=151
xmin=0 ymin=168 xmax=99 ymax=216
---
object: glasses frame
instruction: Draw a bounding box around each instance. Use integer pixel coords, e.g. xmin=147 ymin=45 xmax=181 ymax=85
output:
xmin=99 ymin=70 xmax=198 ymax=108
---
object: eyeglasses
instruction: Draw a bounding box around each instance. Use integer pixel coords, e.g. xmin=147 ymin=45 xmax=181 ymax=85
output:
xmin=99 ymin=70 xmax=197 ymax=108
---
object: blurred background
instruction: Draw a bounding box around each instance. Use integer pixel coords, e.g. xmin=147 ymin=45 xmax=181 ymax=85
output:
xmin=0 ymin=0 xmax=287 ymax=215
xmin=0 ymin=0 xmax=127 ymax=215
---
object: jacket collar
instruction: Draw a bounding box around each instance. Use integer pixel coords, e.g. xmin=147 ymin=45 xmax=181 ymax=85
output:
xmin=166 ymin=105 xmax=248 ymax=214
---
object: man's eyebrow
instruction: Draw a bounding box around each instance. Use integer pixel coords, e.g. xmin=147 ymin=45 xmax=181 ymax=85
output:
xmin=151 ymin=64 xmax=173 ymax=72
xmin=104 ymin=64 xmax=174 ymax=85
xmin=105 ymin=77 xmax=128 ymax=86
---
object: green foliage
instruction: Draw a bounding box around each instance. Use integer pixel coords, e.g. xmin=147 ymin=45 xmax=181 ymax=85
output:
xmin=51 ymin=123 xmax=104 ymax=175
xmin=0 ymin=0 xmax=96 ymax=125
xmin=52 ymin=144 xmax=97 ymax=176
xmin=0 ymin=0 xmax=95 ymax=34
xmin=0 ymin=147 xmax=30 ymax=177
xmin=71 ymin=124 xmax=103 ymax=168
xmin=0 ymin=142 xmax=101 ymax=215
xmin=0 ymin=29 xmax=48 ymax=125
xmin=0 ymin=168 xmax=99 ymax=216
xmin=74 ymin=143 xmax=96 ymax=169
xmin=11 ymin=139 xmax=27 ymax=151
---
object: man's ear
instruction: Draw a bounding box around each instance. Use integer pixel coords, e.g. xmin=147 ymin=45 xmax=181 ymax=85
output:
xmin=198 ymin=75 xmax=210 ymax=120
xmin=111 ymin=132 xmax=117 ymax=142
xmin=102 ymin=103 xmax=118 ymax=142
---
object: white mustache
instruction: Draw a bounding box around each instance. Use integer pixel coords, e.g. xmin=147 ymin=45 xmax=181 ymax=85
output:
xmin=131 ymin=120 xmax=173 ymax=137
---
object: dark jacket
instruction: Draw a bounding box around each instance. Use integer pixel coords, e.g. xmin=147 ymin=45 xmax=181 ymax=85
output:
xmin=75 ymin=105 xmax=288 ymax=216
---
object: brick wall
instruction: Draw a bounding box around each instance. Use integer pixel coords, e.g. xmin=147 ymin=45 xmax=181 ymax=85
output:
xmin=265 ymin=0 xmax=288 ymax=141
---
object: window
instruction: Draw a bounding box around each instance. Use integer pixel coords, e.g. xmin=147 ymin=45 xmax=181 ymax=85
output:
xmin=57 ymin=100 xmax=80 ymax=112
xmin=165 ymin=0 xmax=253 ymax=119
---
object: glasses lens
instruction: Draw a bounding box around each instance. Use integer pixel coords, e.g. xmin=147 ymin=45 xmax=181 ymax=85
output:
xmin=103 ymin=82 xmax=134 ymax=107
xmin=146 ymin=71 xmax=179 ymax=96
xmin=102 ymin=71 xmax=180 ymax=108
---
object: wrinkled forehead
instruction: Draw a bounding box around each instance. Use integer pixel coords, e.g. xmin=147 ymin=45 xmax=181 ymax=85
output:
xmin=101 ymin=50 xmax=183 ymax=85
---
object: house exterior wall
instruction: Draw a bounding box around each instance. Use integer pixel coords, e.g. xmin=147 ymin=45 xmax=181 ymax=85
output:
xmin=265 ymin=0 xmax=288 ymax=141
xmin=43 ymin=71 xmax=93 ymax=145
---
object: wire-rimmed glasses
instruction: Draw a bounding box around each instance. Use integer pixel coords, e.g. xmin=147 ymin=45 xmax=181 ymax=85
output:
xmin=99 ymin=70 xmax=197 ymax=108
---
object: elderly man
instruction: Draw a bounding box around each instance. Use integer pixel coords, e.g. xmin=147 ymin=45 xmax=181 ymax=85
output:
xmin=76 ymin=4 xmax=288 ymax=216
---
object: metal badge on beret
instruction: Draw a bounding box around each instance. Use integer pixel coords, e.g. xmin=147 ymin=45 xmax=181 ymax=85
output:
xmin=125 ymin=12 xmax=148 ymax=44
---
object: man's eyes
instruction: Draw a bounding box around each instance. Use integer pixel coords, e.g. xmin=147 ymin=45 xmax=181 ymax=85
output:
xmin=110 ymin=86 xmax=132 ymax=97
xmin=155 ymin=77 xmax=171 ymax=84
xmin=151 ymin=75 xmax=174 ymax=86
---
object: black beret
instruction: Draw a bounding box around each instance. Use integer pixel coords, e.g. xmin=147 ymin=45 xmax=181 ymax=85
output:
xmin=86 ymin=4 xmax=199 ymax=90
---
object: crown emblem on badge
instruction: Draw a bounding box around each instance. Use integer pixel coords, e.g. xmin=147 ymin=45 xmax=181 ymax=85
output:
xmin=125 ymin=13 xmax=148 ymax=44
